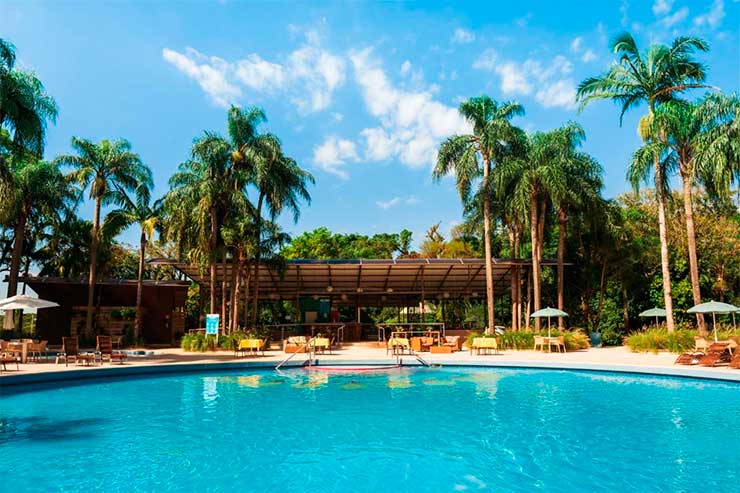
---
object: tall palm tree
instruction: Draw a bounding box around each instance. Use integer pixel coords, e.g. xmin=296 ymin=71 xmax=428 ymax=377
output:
xmin=55 ymin=138 xmax=151 ymax=336
xmin=696 ymin=93 xmax=740 ymax=205
xmin=0 ymin=38 xmax=58 ymax=158
xmin=577 ymin=32 xmax=710 ymax=332
xmin=102 ymin=183 xmax=160 ymax=342
xmin=434 ymin=96 xmax=525 ymax=333
xmin=0 ymin=157 xmax=71 ymax=329
xmin=546 ymin=123 xmax=603 ymax=328
xmin=165 ymin=133 xmax=240 ymax=320
xmin=242 ymin=134 xmax=312 ymax=328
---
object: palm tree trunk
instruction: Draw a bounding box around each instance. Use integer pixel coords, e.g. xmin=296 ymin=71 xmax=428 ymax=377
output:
xmin=525 ymin=267 xmax=532 ymax=330
xmin=514 ymin=229 xmax=522 ymax=331
xmin=134 ymin=230 xmax=146 ymax=343
xmin=209 ymin=209 xmax=217 ymax=315
xmin=557 ymin=207 xmax=567 ymax=329
xmin=654 ymin=163 xmax=675 ymax=331
xmin=85 ymin=196 xmax=102 ymax=337
xmin=481 ymin=156 xmax=495 ymax=333
xmin=681 ymin=171 xmax=705 ymax=334
xmin=251 ymin=194 xmax=264 ymax=328
xmin=530 ymin=193 xmax=541 ymax=331
xmin=3 ymin=209 xmax=26 ymax=330
xmin=221 ymin=252 xmax=227 ymax=334
xmin=231 ymin=249 xmax=243 ymax=333
xmin=508 ymin=228 xmax=517 ymax=331
xmin=243 ymin=262 xmax=251 ymax=328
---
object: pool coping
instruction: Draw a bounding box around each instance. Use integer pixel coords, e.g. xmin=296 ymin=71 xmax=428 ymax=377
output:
xmin=2 ymin=357 xmax=739 ymax=388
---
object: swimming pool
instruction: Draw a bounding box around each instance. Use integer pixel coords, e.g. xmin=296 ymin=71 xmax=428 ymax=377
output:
xmin=2 ymin=367 xmax=739 ymax=492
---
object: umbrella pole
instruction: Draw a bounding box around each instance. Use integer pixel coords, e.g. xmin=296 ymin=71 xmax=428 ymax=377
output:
xmin=713 ymin=312 xmax=717 ymax=342
xmin=548 ymin=316 xmax=551 ymax=338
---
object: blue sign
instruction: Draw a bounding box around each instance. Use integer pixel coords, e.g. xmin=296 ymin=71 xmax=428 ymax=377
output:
xmin=205 ymin=314 xmax=219 ymax=335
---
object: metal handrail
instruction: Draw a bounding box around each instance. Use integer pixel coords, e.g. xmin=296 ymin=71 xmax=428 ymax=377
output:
xmin=275 ymin=337 xmax=316 ymax=370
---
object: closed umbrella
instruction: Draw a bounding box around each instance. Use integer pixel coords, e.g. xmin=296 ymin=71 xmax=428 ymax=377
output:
xmin=530 ymin=307 xmax=568 ymax=337
xmin=687 ymin=301 xmax=738 ymax=342
xmin=638 ymin=307 xmax=667 ymax=327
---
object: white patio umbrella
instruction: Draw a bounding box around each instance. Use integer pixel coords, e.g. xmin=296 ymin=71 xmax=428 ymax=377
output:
xmin=687 ymin=301 xmax=738 ymax=342
xmin=530 ymin=307 xmax=568 ymax=337
xmin=638 ymin=307 xmax=667 ymax=327
xmin=0 ymin=294 xmax=60 ymax=310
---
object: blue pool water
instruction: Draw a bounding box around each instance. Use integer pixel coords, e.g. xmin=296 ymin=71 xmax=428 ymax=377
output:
xmin=2 ymin=367 xmax=739 ymax=492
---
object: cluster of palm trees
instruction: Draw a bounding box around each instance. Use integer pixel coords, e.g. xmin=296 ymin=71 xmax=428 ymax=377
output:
xmin=437 ymin=32 xmax=739 ymax=334
xmin=1 ymin=37 xmax=313 ymax=339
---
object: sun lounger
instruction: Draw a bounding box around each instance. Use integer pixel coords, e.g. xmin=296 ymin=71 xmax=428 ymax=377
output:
xmin=698 ymin=342 xmax=731 ymax=367
xmin=96 ymin=336 xmax=127 ymax=364
xmin=729 ymin=351 xmax=740 ymax=369
xmin=675 ymin=352 xmax=704 ymax=365
xmin=58 ymin=337 xmax=95 ymax=366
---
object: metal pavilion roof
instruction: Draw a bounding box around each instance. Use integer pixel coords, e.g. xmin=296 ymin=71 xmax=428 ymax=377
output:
xmin=149 ymin=258 xmax=556 ymax=307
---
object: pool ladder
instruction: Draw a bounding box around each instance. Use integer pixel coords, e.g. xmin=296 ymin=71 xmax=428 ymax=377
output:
xmin=275 ymin=337 xmax=317 ymax=370
xmin=394 ymin=352 xmax=438 ymax=368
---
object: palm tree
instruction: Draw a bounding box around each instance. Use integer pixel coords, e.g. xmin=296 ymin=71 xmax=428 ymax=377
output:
xmin=696 ymin=93 xmax=740 ymax=206
xmin=102 ymin=183 xmax=160 ymax=342
xmin=242 ymin=134 xmax=313 ymax=328
xmin=55 ymin=138 xmax=151 ymax=336
xmin=165 ymin=133 xmax=238 ymax=320
xmin=0 ymin=38 xmax=58 ymax=158
xmin=577 ymin=33 xmax=710 ymax=332
xmin=0 ymin=157 xmax=71 ymax=329
xmin=546 ymin=123 xmax=603 ymax=328
xmin=434 ymin=96 xmax=525 ymax=333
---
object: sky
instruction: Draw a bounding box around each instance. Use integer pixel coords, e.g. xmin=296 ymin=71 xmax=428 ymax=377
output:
xmin=2 ymin=0 xmax=739 ymax=251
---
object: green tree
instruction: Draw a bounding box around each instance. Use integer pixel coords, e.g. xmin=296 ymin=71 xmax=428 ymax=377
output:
xmin=55 ymin=138 xmax=152 ymax=336
xmin=0 ymin=38 xmax=58 ymax=158
xmin=0 ymin=158 xmax=71 ymax=328
xmin=103 ymin=183 xmax=161 ymax=342
xmin=577 ymin=32 xmax=710 ymax=332
xmin=434 ymin=96 xmax=525 ymax=332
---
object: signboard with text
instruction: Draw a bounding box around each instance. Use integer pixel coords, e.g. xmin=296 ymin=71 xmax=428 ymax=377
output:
xmin=205 ymin=314 xmax=219 ymax=335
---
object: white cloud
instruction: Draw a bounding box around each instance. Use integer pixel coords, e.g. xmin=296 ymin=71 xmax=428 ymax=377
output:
xmin=570 ymin=37 xmax=583 ymax=53
xmin=581 ymin=49 xmax=597 ymax=63
xmin=474 ymin=51 xmax=577 ymax=109
xmin=332 ymin=112 xmax=344 ymax=122
xmin=376 ymin=196 xmax=420 ymax=209
xmin=350 ymin=48 xmax=471 ymax=169
xmin=472 ymin=48 xmax=498 ymax=71
xmin=694 ymin=0 xmax=725 ymax=29
xmin=661 ymin=6 xmax=689 ymax=27
xmin=163 ymin=32 xmax=345 ymax=113
xmin=162 ymin=48 xmax=241 ymax=108
xmin=516 ymin=12 xmax=533 ymax=28
xmin=400 ymin=60 xmax=412 ymax=76
xmin=620 ymin=0 xmax=630 ymax=27
xmin=451 ymin=28 xmax=476 ymax=44
xmin=377 ymin=197 xmax=402 ymax=209
xmin=312 ymin=136 xmax=359 ymax=179
xmin=653 ymin=0 xmax=673 ymax=16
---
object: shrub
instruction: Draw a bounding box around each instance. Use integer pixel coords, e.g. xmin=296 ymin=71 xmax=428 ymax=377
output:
xmin=465 ymin=329 xmax=589 ymax=351
xmin=624 ymin=326 xmax=740 ymax=353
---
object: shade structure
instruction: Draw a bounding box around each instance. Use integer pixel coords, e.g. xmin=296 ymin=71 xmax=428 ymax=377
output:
xmin=530 ymin=307 xmax=568 ymax=337
xmin=0 ymin=294 xmax=60 ymax=310
xmin=687 ymin=301 xmax=739 ymax=342
xmin=638 ymin=307 xmax=667 ymax=327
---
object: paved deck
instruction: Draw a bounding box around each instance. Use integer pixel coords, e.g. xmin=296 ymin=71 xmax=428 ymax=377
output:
xmin=2 ymin=344 xmax=739 ymax=386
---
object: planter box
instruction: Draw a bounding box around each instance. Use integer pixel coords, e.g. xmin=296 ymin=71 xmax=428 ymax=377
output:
xmin=430 ymin=346 xmax=453 ymax=354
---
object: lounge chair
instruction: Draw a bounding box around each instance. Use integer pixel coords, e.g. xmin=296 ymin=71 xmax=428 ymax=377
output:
xmin=729 ymin=351 xmax=740 ymax=369
xmin=471 ymin=337 xmax=499 ymax=355
xmin=675 ymin=351 xmax=704 ymax=365
xmin=58 ymin=337 xmax=95 ymax=366
xmin=0 ymin=341 xmax=20 ymax=372
xmin=698 ymin=342 xmax=732 ymax=367
xmin=96 ymin=336 xmax=127 ymax=364
xmin=694 ymin=336 xmax=710 ymax=353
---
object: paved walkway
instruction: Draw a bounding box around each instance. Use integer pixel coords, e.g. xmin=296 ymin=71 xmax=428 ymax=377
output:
xmin=2 ymin=344 xmax=739 ymax=384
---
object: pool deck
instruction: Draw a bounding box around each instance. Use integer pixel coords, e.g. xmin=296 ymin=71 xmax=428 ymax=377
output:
xmin=2 ymin=344 xmax=739 ymax=386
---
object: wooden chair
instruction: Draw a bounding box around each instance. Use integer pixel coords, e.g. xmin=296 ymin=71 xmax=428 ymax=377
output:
xmin=694 ymin=336 xmax=709 ymax=353
xmin=548 ymin=336 xmax=566 ymax=353
xmin=58 ymin=337 xmax=94 ymax=366
xmin=28 ymin=340 xmax=48 ymax=362
xmin=533 ymin=336 xmax=545 ymax=351
xmin=0 ymin=341 xmax=20 ymax=372
xmin=97 ymin=336 xmax=127 ymax=364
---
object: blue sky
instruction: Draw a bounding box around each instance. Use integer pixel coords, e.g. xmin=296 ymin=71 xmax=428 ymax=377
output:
xmin=2 ymin=0 xmax=738 ymax=249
